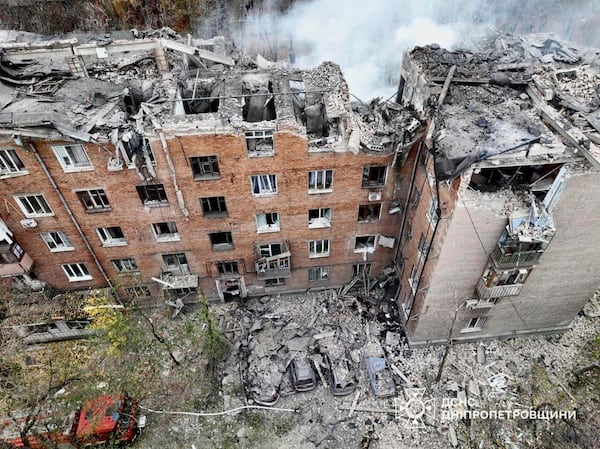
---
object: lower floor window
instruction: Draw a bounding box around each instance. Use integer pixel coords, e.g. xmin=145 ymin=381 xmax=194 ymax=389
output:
xmin=353 ymin=263 xmax=371 ymax=276
xmin=461 ymin=317 xmax=487 ymax=332
xmin=308 ymin=267 xmax=329 ymax=282
xmin=125 ymin=285 xmax=151 ymax=299
xmin=265 ymin=278 xmax=286 ymax=287
xmin=61 ymin=263 xmax=92 ymax=282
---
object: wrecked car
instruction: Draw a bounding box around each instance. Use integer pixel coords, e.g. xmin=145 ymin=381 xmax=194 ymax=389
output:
xmin=248 ymin=370 xmax=280 ymax=406
xmin=365 ymin=357 xmax=396 ymax=398
xmin=325 ymin=353 xmax=356 ymax=396
xmin=289 ymin=358 xmax=317 ymax=392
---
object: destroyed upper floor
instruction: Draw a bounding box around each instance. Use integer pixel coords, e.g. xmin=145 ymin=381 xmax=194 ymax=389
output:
xmin=0 ymin=29 xmax=419 ymax=155
xmin=398 ymin=33 xmax=600 ymax=180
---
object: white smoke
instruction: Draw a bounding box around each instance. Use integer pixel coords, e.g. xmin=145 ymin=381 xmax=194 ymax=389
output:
xmin=204 ymin=0 xmax=600 ymax=101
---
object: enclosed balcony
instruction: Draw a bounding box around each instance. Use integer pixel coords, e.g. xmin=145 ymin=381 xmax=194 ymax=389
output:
xmin=0 ymin=220 xmax=33 ymax=277
xmin=476 ymin=277 xmax=524 ymax=299
xmin=255 ymin=240 xmax=291 ymax=280
xmin=490 ymin=244 xmax=543 ymax=269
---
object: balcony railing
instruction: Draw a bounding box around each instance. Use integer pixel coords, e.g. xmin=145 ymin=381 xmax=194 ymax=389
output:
xmin=490 ymin=244 xmax=543 ymax=269
xmin=159 ymin=271 xmax=198 ymax=289
xmin=255 ymin=265 xmax=291 ymax=280
xmin=476 ymin=277 xmax=523 ymax=299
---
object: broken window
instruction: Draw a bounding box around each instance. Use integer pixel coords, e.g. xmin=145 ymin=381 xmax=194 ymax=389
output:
xmin=462 ymin=317 xmax=487 ymax=332
xmin=417 ymin=233 xmax=430 ymax=260
xmin=136 ymin=184 xmax=168 ymax=206
xmin=190 ymin=155 xmax=220 ymax=180
xmin=162 ymin=253 xmax=190 ymax=275
xmin=77 ymin=189 xmax=111 ymax=212
xmin=411 ymin=188 xmax=421 ymax=210
xmin=308 ymin=207 xmax=332 ymax=228
xmin=179 ymin=76 xmax=221 ymax=114
xmin=408 ymin=264 xmax=418 ymax=293
xmin=41 ymin=231 xmax=73 ymax=252
xmin=362 ymin=166 xmax=387 ymax=188
xmin=251 ymin=174 xmax=277 ymax=196
xmin=308 ymin=169 xmax=333 ymax=193
xmin=308 ymin=267 xmax=329 ymax=282
xmin=112 ymin=258 xmax=139 ymax=274
xmin=246 ymin=130 xmax=274 ymax=157
xmin=357 ymin=204 xmax=381 ymax=222
xmin=125 ymin=285 xmax=151 ymax=299
xmin=152 ymin=222 xmax=179 ymax=242
xmin=427 ymin=197 xmax=439 ymax=226
xmin=200 ymin=196 xmax=227 ymax=217
xmin=61 ymin=263 xmax=92 ymax=282
xmin=354 ymin=235 xmax=376 ymax=252
xmin=242 ymin=78 xmax=276 ymax=122
xmin=216 ymin=261 xmax=239 ymax=275
xmin=15 ymin=194 xmax=53 ymax=217
xmin=0 ymin=149 xmax=26 ymax=176
xmin=309 ymin=239 xmax=330 ymax=258
xmin=96 ymin=226 xmax=126 ymax=247
xmin=258 ymin=243 xmax=283 ymax=258
xmin=209 ymin=232 xmax=234 ymax=251
xmin=256 ymin=212 xmax=280 ymax=233
xmin=353 ymin=263 xmax=371 ymax=276
xmin=120 ymin=132 xmax=155 ymax=168
xmin=52 ymin=144 xmax=93 ymax=172
xmin=482 ymin=264 xmax=531 ymax=287
xmin=405 ymin=223 xmax=412 ymax=241
xmin=265 ymin=277 xmax=285 ymax=287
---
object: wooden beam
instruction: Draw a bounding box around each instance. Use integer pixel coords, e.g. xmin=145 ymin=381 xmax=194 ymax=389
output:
xmin=160 ymin=39 xmax=234 ymax=66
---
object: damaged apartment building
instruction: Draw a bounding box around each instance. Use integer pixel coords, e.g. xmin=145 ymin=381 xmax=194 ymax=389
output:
xmin=395 ymin=34 xmax=600 ymax=345
xmin=0 ymin=29 xmax=420 ymax=302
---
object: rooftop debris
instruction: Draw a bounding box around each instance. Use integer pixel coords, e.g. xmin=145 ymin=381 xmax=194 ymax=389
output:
xmin=0 ymin=30 xmax=420 ymax=158
xmin=402 ymin=33 xmax=600 ymax=179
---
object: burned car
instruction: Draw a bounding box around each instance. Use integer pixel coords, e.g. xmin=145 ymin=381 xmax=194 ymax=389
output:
xmin=289 ymin=358 xmax=317 ymax=392
xmin=365 ymin=357 xmax=396 ymax=398
xmin=324 ymin=353 xmax=356 ymax=396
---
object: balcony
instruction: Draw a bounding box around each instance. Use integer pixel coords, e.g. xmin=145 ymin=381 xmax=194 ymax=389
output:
xmin=255 ymin=240 xmax=291 ymax=280
xmin=256 ymin=265 xmax=291 ymax=280
xmin=490 ymin=244 xmax=543 ymax=269
xmin=159 ymin=270 xmax=198 ymax=289
xmin=476 ymin=277 xmax=523 ymax=299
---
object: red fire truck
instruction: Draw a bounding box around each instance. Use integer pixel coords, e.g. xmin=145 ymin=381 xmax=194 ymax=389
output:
xmin=1 ymin=394 xmax=145 ymax=448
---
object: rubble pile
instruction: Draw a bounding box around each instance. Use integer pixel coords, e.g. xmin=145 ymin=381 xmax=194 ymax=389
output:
xmin=202 ymin=283 xmax=599 ymax=449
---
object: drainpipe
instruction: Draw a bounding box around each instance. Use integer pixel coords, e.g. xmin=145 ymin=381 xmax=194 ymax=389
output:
xmin=29 ymin=142 xmax=120 ymax=303
xmin=157 ymin=131 xmax=190 ymax=219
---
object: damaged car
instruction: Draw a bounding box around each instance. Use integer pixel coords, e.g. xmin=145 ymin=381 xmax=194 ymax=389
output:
xmin=289 ymin=358 xmax=317 ymax=392
xmin=325 ymin=353 xmax=357 ymax=396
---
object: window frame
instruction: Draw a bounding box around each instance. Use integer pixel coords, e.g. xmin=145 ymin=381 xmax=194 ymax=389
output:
xmin=61 ymin=263 xmax=92 ymax=282
xmin=353 ymin=263 xmax=372 ymax=276
xmin=427 ymin=197 xmax=439 ymax=227
xmin=96 ymin=226 xmax=127 ymax=247
xmin=52 ymin=144 xmax=93 ymax=172
xmin=151 ymin=221 xmax=180 ymax=242
xmin=246 ymin=130 xmax=275 ymax=157
xmin=354 ymin=235 xmax=377 ymax=253
xmin=461 ymin=317 xmax=487 ymax=333
xmin=76 ymin=188 xmax=111 ymax=212
xmin=112 ymin=258 xmax=139 ymax=274
xmin=162 ymin=252 xmax=190 ymax=275
xmin=125 ymin=285 xmax=151 ymax=298
xmin=40 ymin=231 xmax=74 ymax=252
xmin=250 ymin=174 xmax=278 ymax=196
xmin=357 ymin=204 xmax=381 ymax=223
xmin=0 ymin=149 xmax=27 ymax=177
xmin=190 ymin=155 xmax=220 ymax=180
xmin=308 ymin=207 xmax=332 ymax=228
xmin=308 ymin=169 xmax=333 ymax=193
xmin=209 ymin=231 xmax=234 ymax=251
xmin=200 ymin=196 xmax=228 ymax=217
xmin=14 ymin=194 xmax=53 ymax=218
xmin=216 ymin=261 xmax=239 ymax=275
xmin=120 ymin=137 xmax=155 ymax=168
xmin=255 ymin=212 xmax=280 ymax=233
xmin=361 ymin=166 xmax=387 ymax=188
xmin=258 ymin=243 xmax=283 ymax=258
xmin=308 ymin=266 xmax=329 ymax=282
xmin=265 ymin=277 xmax=286 ymax=287
xmin=309 ymin=239 xmax=330 ymax=258
xmin=136 ymin=184 xmax=168 ymax=207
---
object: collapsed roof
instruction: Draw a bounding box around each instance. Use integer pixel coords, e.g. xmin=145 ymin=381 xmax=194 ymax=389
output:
xmin=400 ymin=33 xmax=600 ymax=180
xmin=0 ymin=29 xmax=420 ymax=156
